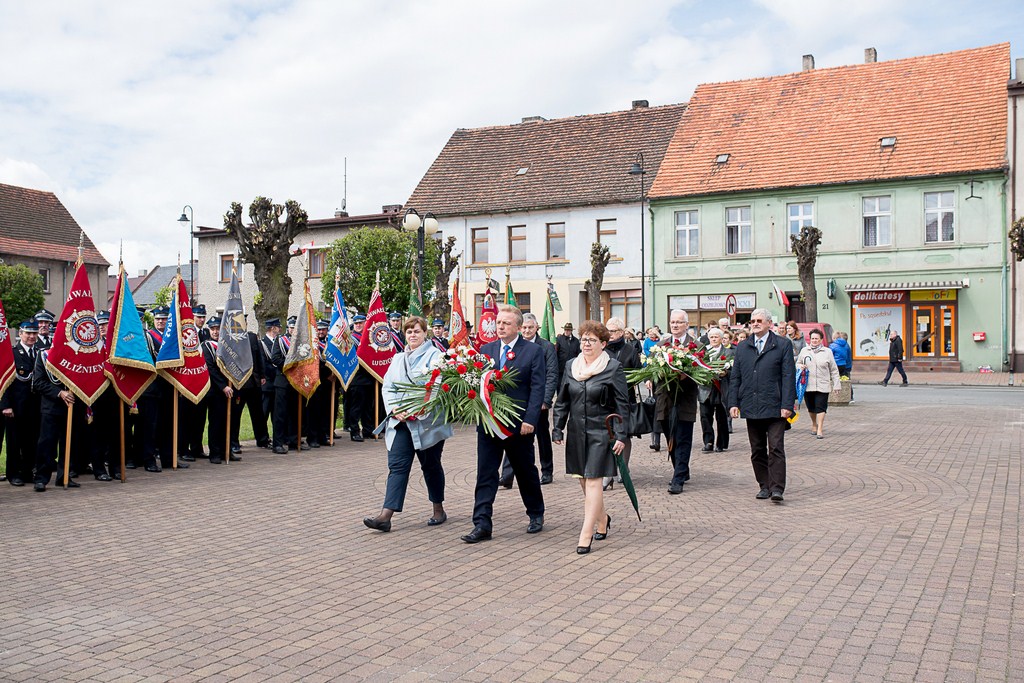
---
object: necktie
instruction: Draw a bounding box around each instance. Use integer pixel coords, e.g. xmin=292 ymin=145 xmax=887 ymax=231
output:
xmin=673 ymin=339 xmax=681 ymax=348
xmin=500 ymin=344 xmax=510 ymax=370
xmin=756 ymin=338 xmax=764 ymax=354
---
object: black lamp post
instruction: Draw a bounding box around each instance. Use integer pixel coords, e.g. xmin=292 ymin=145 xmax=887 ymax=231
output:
xmin=628 ymin=153 xmax=647 ymax=332
xmin=177 ymin=205 xmax=195 ymax=302
xmin=401 ymin=208 xmax=439 ymax=309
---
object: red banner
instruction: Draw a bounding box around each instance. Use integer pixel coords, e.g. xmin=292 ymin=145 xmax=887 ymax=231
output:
xmin=158 ymin=277 xmax=210 ymax=404
xmin=45 ymin=263 xmax=109 ymax=405
xmin=0 ymin=298 xmax=15 ymax=401
xmin=477 ymin=289 xmax=498 ymax=346
xmin=448 ymin=278 xmax=470 ymax=350
xmin=355 ymin=287 xmax=396 ymax=383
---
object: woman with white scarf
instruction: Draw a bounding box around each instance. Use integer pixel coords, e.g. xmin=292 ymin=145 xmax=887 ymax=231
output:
xmin=552 ymin=320 xmax=630 ymax=554
xmin=363 ymin=316 xmax=454 ymax=532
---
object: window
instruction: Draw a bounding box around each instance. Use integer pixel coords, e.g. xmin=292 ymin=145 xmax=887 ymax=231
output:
xmin=787 ymin=202 xmax=814 ymax=240
xmin=725 ymin=206 xmax=751 ymax=254
xmin=508 ymin=225 xmax=527 ymax=262
xmin=547 ymin=223 xmax=565 ymax=259
xmin=309 ymin=249 xmax=324 ymax=277
xmin=219 ymin=255 xmax=237 ymax=282
xmin=925 ymin=191 xmax=955 ymax=243
xmin=472 ymin=227 xmax=489 ymax=264
xmin=674 ymin=210 xmax=699 ymax=257
xmin=863 ymin=196 xmax=892 ymax=247
xmin=597 ymin=219 xmax=618 ymax=257
xmin=605 ymin=289 xmax=642 ymax=328
xmin=38 ymin=268 xmax=50 ymax=293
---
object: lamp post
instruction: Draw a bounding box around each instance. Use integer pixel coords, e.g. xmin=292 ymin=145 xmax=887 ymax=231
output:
xmin=628 ymin=153 xmax=647 ymax=332
xmin=177 ymin=205 xmax=195 ymax=302
xmin=401 ymin=208 xmax=440 ymax=310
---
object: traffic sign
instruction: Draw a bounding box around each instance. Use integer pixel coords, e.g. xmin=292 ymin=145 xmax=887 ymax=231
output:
xmin=725 ymin=294 xmax=737 ymax=318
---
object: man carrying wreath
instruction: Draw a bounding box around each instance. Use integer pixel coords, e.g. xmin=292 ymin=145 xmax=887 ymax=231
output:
xmin=462 ymin=305 xmax=546 ymax=543
xmin=655 ymin=309 xmax=700 ymax=495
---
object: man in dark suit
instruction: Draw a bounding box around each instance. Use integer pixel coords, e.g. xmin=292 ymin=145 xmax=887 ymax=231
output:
xmin=498 ymin=312 xmax=558 ymax=486
xmin=33 ymin=309 xmax=55 ymax=349
xmin=1 ymin=320 xmax=42 ymax=486
xmin=555 ymin=322 xmax=580 ymax=389
xmin=462 ymin=305 xmax=546 ymax=543
xmin=260 ymin=318 xmax=280 ymax=442
xmin=655 ymin=309 xmax=699 ymax=495
xmin=202 ymin=317 xmax=235 ymax=464
xmin=271 ymin=316 xmax=307 ymax=453
xmin=728 ymin=308 xmax=796 ymax=502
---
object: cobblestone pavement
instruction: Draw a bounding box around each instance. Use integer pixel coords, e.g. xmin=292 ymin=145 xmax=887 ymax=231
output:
xmin=1 ymin=401 xmax=1021 ymax=682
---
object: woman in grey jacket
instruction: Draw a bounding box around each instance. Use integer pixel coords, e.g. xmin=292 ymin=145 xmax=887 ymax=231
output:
xmin=552 ymin=320 xmax=630 ymax=554
xmin=363 ymin=316 xmax=454 ymax=532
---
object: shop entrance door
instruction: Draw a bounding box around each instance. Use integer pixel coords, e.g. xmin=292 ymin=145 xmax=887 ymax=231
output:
xmin=910 ymin=305 xmax=936 ymax=357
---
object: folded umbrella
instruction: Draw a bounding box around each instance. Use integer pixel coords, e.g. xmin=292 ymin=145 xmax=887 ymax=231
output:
xmin=605 ymin=414 xmax=641 ymax=522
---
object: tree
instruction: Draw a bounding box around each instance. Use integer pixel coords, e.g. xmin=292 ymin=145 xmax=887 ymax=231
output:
xmin=583 ymin=242 xmax=611 ymax=321
xmin=790 ymin=225 xmax=823 ymax=323
xmin=321 ymin=227 xmax=440 ymax=314
xmin=0 ymin=264 xmax=45 ymax=327
xmin=223 ymin=197 xmax=309 ymax=325
xmin=1010 ymin=216 xmax=1024 ymax=262
xmin=430 ymin=235 xmax=460 ymax=321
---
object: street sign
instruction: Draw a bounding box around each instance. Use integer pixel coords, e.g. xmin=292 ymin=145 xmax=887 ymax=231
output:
xmin=725 ymin=294 xmax=737 ymax=318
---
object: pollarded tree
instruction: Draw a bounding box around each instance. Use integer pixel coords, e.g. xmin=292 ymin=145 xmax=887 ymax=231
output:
xmin=0 ymin=264 xmax=45 ymax=328
xmin=790 ymin=225 xmax=823 ymax=323
xmin=223 ymin=197 xmax=309 ymax=325
xmin=583 ymin=242 xmax=611 ymax=321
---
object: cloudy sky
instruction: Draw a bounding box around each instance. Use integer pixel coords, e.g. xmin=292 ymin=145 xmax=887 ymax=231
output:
xmin=0 ymin=0 xmax=1019 ymax=274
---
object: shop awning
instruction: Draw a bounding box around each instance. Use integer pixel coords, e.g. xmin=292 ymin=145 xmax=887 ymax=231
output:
xmin=844 ymin=279 xmax=969 ymax=292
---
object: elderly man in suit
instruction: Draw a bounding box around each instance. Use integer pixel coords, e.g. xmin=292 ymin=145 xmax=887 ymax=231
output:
xmin=655 ymin=309 xmax=699 ymax=495
xmin=699 ymin=327 xmax=734 ymax=453
xmin=462 ymin=305 xmax=546 ymax=543
xmin=498 ymin=312 xmax=559 ymax=487
xmin=728 ymin=308 xmax=796 ymax=502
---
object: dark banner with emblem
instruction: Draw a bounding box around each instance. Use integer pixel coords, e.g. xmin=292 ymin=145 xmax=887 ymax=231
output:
xmin=0 ymin=298 xmax=15 ymax=400
xmin=216 ymin=269 xmax=253 ymax=389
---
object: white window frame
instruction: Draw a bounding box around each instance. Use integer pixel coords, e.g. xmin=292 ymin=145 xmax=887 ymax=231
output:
xmin=787 ymin=202 xmax=814 ymax=241
xmin=924 ymin=191 xmax=955 ymax=243
xmin=725 ymin=206 xmax=751 ymax=255
xmin=597 ymin=218 xmax=618 ymax=258
xmin=862 ymin=196 xmax=892 ymax=247
xmin=674 ymin=210 xmax=700 ymax=257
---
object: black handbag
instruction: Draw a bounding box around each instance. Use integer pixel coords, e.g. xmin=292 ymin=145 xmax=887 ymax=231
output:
xmin=629 ymin=385 xmax=656 ymax=436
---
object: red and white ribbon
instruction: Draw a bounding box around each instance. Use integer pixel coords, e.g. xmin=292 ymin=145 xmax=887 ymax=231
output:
xmin=479 ymin=369 xmax=513 ymax=439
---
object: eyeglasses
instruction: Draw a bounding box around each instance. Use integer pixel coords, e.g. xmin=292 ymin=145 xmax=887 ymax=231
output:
xmin=580 ymin=338 xmax=602 ymax=345
xmin=750 ymin=319 xmax=767 ymax=324
xmin=607 ymin=328 xmax=623 ymax=334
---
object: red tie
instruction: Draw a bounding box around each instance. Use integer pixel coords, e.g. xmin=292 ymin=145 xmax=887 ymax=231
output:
xmin=673 ymin=339 xmax=681 ymax=348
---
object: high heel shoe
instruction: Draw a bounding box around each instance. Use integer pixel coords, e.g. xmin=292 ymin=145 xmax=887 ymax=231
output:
xmin=603 ymin=479 xmax=614 ymax=491
xmin=363 ymin=516 xmax=392 ymax=532
xmin=594 ymin=514 xmax=612 ymax=541
xmin=576 ymin=537 xmax=594 ymax=554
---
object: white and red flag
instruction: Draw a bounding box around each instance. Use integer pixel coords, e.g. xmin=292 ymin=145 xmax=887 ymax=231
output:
xmin=156 ymin=276 xmax=210 ymax=403
xmin=45 ymin=263 xmax=109 ymax=404
xmin=356 ymin=283 xmax=397 ymax=383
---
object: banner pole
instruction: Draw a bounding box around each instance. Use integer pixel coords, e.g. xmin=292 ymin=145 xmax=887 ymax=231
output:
xmin=374 ymin=382 xmax=380 ymax=439
xmin=119 ymin=402 xmax=126 ymax=483
xmin=329 ymin=376 xmax=336 ymax=446
xmin=63 ymin=402 xmax=73 ymax=489
xmin=296 ymin=392 xmax=303 ymax=451
xmin=172 ymin=389 xmax=179 ymax=470
xmin=225 ymin=394 xmax=232 ymax=464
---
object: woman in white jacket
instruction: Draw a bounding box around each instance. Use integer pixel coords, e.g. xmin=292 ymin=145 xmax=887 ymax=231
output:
xmin=363 ymin=316 xmax=454 ymax=532
xmin=797 ymin=329 xmax=841 ymax=439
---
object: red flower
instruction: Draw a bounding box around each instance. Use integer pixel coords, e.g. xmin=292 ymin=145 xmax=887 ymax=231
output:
xmin=495 ymin=370 xmax=503 ymax=380
xmin=487 ymin=383 xmax=495 ymax=391
xmin=441 ymin=383 xmax=451 ymax=392
xmin=473 ymin=361 xmax=484 ymax=369
xmin=430 ymin=368 xmax=441 ymax=380
xmin=688 ymin=342 xmax=697 ymax=350
xmin=695 ymin=350 xmax=706 ymax=359
xmin=691 ymin=360 xmax=699 ymax=366
xmin=457 ymin=364 xmax=467 ymax=374
xmin=467 ymin=389 xmax=477 ymax=399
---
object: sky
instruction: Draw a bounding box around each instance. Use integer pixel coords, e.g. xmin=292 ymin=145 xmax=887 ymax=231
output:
xmin=0 ymin=0 xmax=1020 ymax=275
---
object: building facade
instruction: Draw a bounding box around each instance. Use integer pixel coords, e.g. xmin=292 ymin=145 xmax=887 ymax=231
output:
xmin=1008 ymin=56 xmax=1024 ymax=372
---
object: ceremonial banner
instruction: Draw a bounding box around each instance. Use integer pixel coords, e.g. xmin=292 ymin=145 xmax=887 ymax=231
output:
xmin=408 ymin=270 xmax=423 ymax=318
xmin=540 ymin=284 xmax=557 ymax=343
xmin=477 ymin=288 xmax=498 ymax=346
xmin=448 ymin=278 xmax=470 ymax=350
xmin=356 ymin=286 xmax=397 ymax=383
xmin=104 ymin=265 xmax=156 ymax=404
xmin=216 ymin=269 xmax=253 ymax=389
xmin=45 ymin=263 xmax=109 ymax=404
xmin=0 ymin=298 xmax=15 ymax=401
xmin=283 ymin=280 xmax=321 ymax=399
xmin=505 ymin=272 xmax=516 ymax=307
xmin=324 ymin=282 xmax=359 ymax=390
xmin=157 ymin=277 xmax=210 ymax=403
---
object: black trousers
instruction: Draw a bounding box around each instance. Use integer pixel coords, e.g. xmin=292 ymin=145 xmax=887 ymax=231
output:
xmin=3 ymin=401 xmax=39 ymax=480
xmin=231 ymin=384 xmax=268 ymax=448
xmin=746 ymin=417 xmax=787 ymax=493
xmin=134 ymin=393 xmax=160 ymax=468
xmin=35 ymin=402 xmax=103 ymax=483
xmin=261 ymin=388 xmax=275 ymax=438
xmin=883 ymin=361 xmax=908 ymax=383
xmin=699 ymin=402 xmax=729 ymax=450
xmin=344 ymin=382 xmax=375 ymax=436
xmin=306 ymin=381 xmax=331 ymax=445
xmin=273 ymin=384 xmax=303 ymax=448
xmin=500 ymin=408 xmax=553 ymax=480
xmin=156 ymin=386 xmax=176 ymax=467
xmin=206 ymin=391 xmax=229 ymax=459
xmin=179 ymin=394 xmax=206 ymax=457
xmin=662 ymin=418 xmax=694 ymax=486
xmin=472 ymin=431 xmax=544 ymax=532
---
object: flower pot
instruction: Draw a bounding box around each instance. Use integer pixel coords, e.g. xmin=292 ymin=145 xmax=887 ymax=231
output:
xmin=829 ymin=378 xmax=852 ymax=406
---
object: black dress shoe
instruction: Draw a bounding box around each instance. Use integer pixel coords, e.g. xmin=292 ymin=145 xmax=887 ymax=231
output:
xmin=770 ymin=490 xmax=784 ymax=502
xmin=144 ymin=464 xmax=162 ymax=473
xmin=9 ymin=477 xmax=25 ymax=487
xmin=363 ymin=517 xmax=392 ymax=532
xmin=228 ymin=454 xmax=241 ymax=462
xmin=427 ymin=512 xmax=448 ymax=527
xmin=715 ymin=446 xmax=727 ymax=452
xmin=540 ymin=474 xmax=553 ymax=485
xmin=577 ymin=537 xmax=594 ymax=554
xmin=55 ymin=479 xmax=81 ymax=488
xmin=231 ymin=445 xmax=242 ymax=455
xmin=299 ymin=443 xmax=310 ymax=451
xmin=170 ymin=461 xmax=190 ymax=469
xmin=668 ymin=482 xmax=684 ymax=495
xmin=179 ymin=454 xmax=196 ymax=462
xmin=34 ymin=481 xmax=46 ymax=492
xmin=350 ymin=432 xmax=364 ymax=442
xmin=756 ymin=488 xmax=771 ymax=499
xmin=272 ymin=446 xmax=288 ymax=454
xmin=498 ymin=477 xmax=513 ymax=489
xmin=649 ymin=444 xmax=661 ymax=452
xmin=461 ymin=527 xmax=492 ymax=543
xmin=308 ymin=441 xmax=320 ymax=449
xmin=527 ymin=517 xmax=544 ymax=533
xmin=701 ymin=444 xmax=714 ymax=453
xmin=209 ymin=457 xmax=225 ymax=464
xmin=125 ymin=461 xmax=137 ymax=469
xmin=94 ymin=473 xmax=113 ymax=482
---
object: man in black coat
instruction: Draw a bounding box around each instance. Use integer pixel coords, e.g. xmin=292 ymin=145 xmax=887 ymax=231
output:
xmin=655 ymin=309 xmax=700 ymax=495
xmin=555 ymin=322 xmax=580 ymax=389
xmin=462 ymin=305 xmax=546 ymax=543
xmin=1 ymin=320 xmax=42 ymax=486
xmin=202 ymin=318 xmax=235 ymax=464
xmin=879 ymin=330 xmax=909 ymax=386
xmin=260 ymin=318 xmax=281 ymax=441
xmin=271 ymin=316 xmax=307 ymax=453
xmin=728 ymin=308 xmax=796 ymax=502
xmin=698 ymin=327 xmax=733 ymax=453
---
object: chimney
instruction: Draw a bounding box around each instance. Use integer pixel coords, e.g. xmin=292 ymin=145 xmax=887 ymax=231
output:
xmin=521 ymin=116 xmax=546 ymax=124
xmin=632 ymin=99 xmax=649 ymax=109
xmin=1017 ymin=57 xmax=1024 ymax=81
xmin=381 ymin=204 xmax=402 ymax=215
xmin=138 ymin=269 xmax=148 ymax=277
xmin=802 ymin=54 xmax=815 ymax=71
xmin=865 ymin=47 xmax=877 ymax=64
xmin=334 ymin=209 xmax=349 ymax=218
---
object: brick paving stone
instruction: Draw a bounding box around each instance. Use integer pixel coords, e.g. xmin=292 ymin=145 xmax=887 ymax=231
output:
xmin=1 ymin=400 xmax=1022 ymax=681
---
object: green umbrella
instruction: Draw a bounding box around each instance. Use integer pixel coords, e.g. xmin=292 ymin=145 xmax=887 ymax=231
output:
xmin=605 ymin=414 xmax=642 ymax=521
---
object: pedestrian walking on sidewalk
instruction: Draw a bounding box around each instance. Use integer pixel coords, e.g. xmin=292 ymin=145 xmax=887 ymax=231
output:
xmin=879 ymin=330 xmax=909 ymax=386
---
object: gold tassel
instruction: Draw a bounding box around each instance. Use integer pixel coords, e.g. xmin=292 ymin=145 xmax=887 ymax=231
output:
xmin=130 ymin=402 xmax=139 ymax=415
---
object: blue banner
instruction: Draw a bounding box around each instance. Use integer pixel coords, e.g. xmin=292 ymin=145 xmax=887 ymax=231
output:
xmin=324 ymin=286 xmax=359 ymax=390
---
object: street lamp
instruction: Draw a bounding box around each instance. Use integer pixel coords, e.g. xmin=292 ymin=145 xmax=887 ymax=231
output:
xmin=177 ymin=205 xmax=195 ymax=302
xmin=628 ymin=153 xmax=647 ymax=332
xmin=401 ymin=208 xmax=440 ymax=310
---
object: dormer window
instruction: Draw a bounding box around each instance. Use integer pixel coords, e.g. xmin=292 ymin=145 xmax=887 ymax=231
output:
xmin=715 ymin=153 xmax=730 ymax=164
xmin=515 ymin=167 xmax=529 ymax=176
xmin=879 ymin=136 xmax=897 ymax=150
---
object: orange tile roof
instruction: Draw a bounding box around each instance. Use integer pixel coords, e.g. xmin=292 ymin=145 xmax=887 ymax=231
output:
xmin=0 ymin=183 xmax=108 ymax=266
xmin=408 ymin=103 xmax=686 ymax=216
xmin=650 ymin=43 xmax=1010 ymax=199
